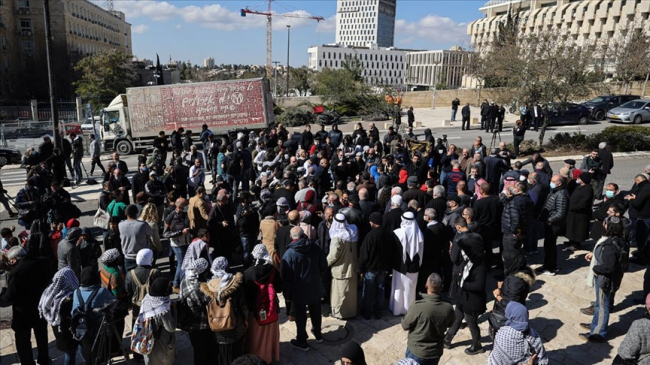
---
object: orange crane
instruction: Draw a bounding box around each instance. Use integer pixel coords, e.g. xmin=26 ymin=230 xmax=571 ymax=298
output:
xmin=241 ymin=0 xmax=325 ymax=79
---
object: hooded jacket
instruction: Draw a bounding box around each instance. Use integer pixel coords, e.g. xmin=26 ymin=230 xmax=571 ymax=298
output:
xmin=501 ymin=266 xmax=536 ymax=305
xmin=501 ymin=193 xmax=534 ymax=235
xmin=281 ymin=238 xmax=328 ymax=305
xmin=57 ymin=227 xmax=82 ymax=277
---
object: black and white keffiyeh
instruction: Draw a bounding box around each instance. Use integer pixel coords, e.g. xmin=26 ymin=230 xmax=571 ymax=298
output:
xmin=252 ymin=244 xmax=272 ymax=266
xmin=101 ymin=248 xmax=120 ymax=264
xmin=38 ymin=267 xmax=79 ymax=326
xmin=140 ymin=294 xmax=171 ymax=321
xmin=488 ymin=326 xmax=549 ymax=365
xmin=185 ymin=258 xmax=209 ymax=280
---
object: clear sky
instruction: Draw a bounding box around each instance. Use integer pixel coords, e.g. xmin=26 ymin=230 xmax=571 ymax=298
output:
xmin=116 ymin=0 xmax=486 ymax=66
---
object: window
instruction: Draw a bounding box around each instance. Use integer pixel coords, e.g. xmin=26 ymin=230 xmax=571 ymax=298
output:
xmin=18 ymin=0 xmax=29 ymax=7
xmin=20 ymin=19 xmax=32 ymax=31
xmin=21 ymin=40 xmax=34 ymax=55
xmin=1 ymin=36 xmax=6 ymax=50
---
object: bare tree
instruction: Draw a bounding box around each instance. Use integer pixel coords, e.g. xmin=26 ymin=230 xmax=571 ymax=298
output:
xmin=610 ymin=23 xmax=650 ymax=94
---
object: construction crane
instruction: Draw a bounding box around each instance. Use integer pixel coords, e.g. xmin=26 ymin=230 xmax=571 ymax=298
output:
xmin=241 ymin=1 xmax=324 ymax=79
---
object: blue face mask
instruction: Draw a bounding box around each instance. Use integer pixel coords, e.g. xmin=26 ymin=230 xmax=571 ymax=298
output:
xmin=142 ymin=167 xmax=148 ymax=172
xmin=605 ymin=190 xmax=615 ymax=199
xmin=550 ymin=182 xmax=556 ymax=190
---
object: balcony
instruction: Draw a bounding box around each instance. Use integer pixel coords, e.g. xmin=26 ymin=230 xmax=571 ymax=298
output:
xmin=17 ymin=30 xmax=32 ymax=36
xmin=17 ymin=7 xmax=30 ymax=15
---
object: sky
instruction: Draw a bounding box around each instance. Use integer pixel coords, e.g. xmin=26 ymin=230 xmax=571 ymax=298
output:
xmin=113 ymin=0 xmax=487 ymax=67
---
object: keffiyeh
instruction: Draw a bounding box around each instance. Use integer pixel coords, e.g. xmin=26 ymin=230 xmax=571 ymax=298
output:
xmin=394 ymin=359 xmax=419 ymax=365
xmin=185 ymin=258 xmax=209 ymax=280
xmin=329 ymin=213 xmax=358 ymax=242
xmin=394 ymin=211 xmax=424 ymax=266
xmin=38 ymin=267 xmax=79 ymax=326
xmin=211 ymin=256 xmax=233 ymax=301
xmin=252 ymin=244 xmax=272 ymax=266
xmin=101 ymin=248 xmax=120 ymax=264
xmin=180 ymin=239 xmax=212 ymax=281
xmin=140 ymin=277 xmax=171 ymax=320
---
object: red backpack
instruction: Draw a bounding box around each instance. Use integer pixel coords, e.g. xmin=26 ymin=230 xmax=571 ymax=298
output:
xmin=253 ymin=270 xmax=279 ymax=325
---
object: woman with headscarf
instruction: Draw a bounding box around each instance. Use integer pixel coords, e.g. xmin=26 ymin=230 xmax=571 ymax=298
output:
xmin=72 ymin=266 xmax=118 ymax=365
xmin=244 ymin=244 xmax=283 ymax=363
xmin=299 ymin=210 xmax=317 ymax=240
xmin=201 ymin=257 xmax=248 ymax=365
xmin=38 ymin=267 xmax=80 ymax=365
xmin=488 ymin=301 xmax=549 ymax=365
xmin=141 ymin=277 xmax=176 ymax=365
xmin=99 ymin=248 xmax=129 ymax=348
xmin=179 ymin=258 xmax=212 ymax=365
xmin=327 ymin=213 xmax=359 ymax=319
xmin=390 ymin=211 xmax=424 ymax=316
xmin=341 ymin=341 xmax=367 ymax=365
xmin=179 ymin=234 xmax=213 ymax=282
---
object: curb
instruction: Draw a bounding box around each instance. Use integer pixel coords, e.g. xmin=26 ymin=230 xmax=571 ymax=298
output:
xmin=537 ymin=151 xmax=650 ymax=163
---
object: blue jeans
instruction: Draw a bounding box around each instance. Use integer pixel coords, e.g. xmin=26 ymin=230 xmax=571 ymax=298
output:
xmin=361 ymin=270 xmax=386 ymax=317
xmin=124 ymin=258 xmax=137 ymax=273
xmin=241 ymin=236 xmax=255 ymax=265
xmin=73 ymin=156 xmax=83 ymax=182
xmin=406 ymin=347 xmax=440 ymax=365
xmin=440 ymin=171 xmax=449 ymax=185
xmin=451 ymin=109 xmax=457 ymax=121
xmin=172 ymin=245 xmax=188 ymax=287
xmin=591 ymin=276 xmax=610 ymax=338
xmin=64 ymin=348 xmax=77 ymax=365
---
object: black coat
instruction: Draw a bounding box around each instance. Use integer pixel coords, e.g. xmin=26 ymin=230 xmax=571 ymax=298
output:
xmin=565 ymin=184 xmax=593 ymax=241
xmin=0 ymin=255 xmax=53 ymax=330
xmin=417 ymin=223 xmax=445 ymax=295
xmin=383 ymin=207 xmax=404 ymax=232
xmin=450 ymin=231 xmax=486 ymax=314
xmin=598 ymin=148 xmax=614 ymax=175
xmin=358 ymin=227 xmax=392 ymax=272
xmin=425 ymin=197 xmax=447 ymax=224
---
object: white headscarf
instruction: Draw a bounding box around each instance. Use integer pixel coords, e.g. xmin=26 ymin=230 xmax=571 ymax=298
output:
xmin=211 ymin=257 xmax=233 ymax=302
xmin=136 ymin=248 xmax=154 ymax=266
xmin=329 ymin=213 xmax=358 ymax=242
xmin=393 ymin=211 xmax=424 ymax=266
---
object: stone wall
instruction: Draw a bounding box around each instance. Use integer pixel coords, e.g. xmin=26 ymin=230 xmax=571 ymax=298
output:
xmin=274 ymin=96 xmax=323 ymax=108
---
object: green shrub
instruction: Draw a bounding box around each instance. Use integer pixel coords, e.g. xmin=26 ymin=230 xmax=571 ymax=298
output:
xmin=274 ymin=106 xmax=314 ymax=127
xmin=544 ymin=126 xmax=650 ymax=153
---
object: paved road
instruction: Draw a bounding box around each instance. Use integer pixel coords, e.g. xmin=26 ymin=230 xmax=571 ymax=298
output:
xmin=1 ymin=155 xmax=650 ymax=365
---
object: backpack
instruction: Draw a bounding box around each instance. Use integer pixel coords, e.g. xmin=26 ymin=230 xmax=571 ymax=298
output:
xmin=130 ymin=313 xmax=157 ymax=355
xmin=253 ymin=270 xmax=279 ymax=325
xmin=227 ymin=152 xmax=242 ymax=176
xmin=131 ymin=269 xmax=157 ymax=307
xmin=206 ymin=297 xmax=237 ymax=332
xmin=70 ymin=288 xmax=100 ymax=341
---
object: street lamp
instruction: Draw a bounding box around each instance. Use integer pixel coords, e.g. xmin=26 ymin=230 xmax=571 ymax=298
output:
xmin=286 ymin=25 xmax=290 ymax=97
xmin=272 ymin=61 xmax=280 ymax=96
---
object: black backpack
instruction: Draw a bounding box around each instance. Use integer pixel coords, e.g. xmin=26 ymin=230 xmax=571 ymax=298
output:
xmin=70 ymin=288 xmax=100 ymax=341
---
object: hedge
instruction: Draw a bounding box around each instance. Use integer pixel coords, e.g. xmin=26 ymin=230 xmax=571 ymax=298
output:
xmin=545 ymin=126 xmax=650 ymax=153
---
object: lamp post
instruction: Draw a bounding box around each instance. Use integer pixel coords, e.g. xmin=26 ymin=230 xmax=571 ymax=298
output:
xmin=43 ymin=0 xmax=61 ymax=148
xmin=286 ymin=25 xmax=290 ymax=97
xmin=272 ymin=61 xmax=280 ymax=96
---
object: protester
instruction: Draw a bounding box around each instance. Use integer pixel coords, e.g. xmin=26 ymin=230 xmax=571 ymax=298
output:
xmin=327 ymin=213 xmax=359 ymax=319
xmin=614 ymin=293 xmax=650 ymax=364
xmin=390 ymin=211 xmax=424 ymax=316
xmin=124 ymin=248 xmax=160 ymax=345
xmin=142 ymin=276 xmax=176 ymax=365
xmin=120 ymin=204 xmax=153 ymax=272
xmin=179 ymin=258 xmax=212 ymax=365
xmin=358 ymin=212 xmax=391 ymax=319
xmin=165 ymin=198 xmax=191 ymax=291
xmin=565 ymin=172 xmax=594 ymax=251
xmin=341 ymin=341 xmax=367 ymax=365
xmin=401 ymin=273 xmax=455 ymax=365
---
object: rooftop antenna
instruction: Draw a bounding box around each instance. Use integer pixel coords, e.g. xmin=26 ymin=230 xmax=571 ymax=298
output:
xmin=103 ymin=0 xmax=113 ymax=11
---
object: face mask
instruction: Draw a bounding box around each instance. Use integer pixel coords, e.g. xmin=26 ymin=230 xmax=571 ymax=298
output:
xmin=142 ymin=167 xmax=148 ymax=172
xmin=605 ymin=190 xmax=615 ymax=199
xmin=550 ymin=182 xmax=556 ymax=189
xmin=519 ymin=175 xmax=526 ymax=181
xmin=183 ymin=206 xmax=189 ymax=212
xmin=527 ymin=180 xmax=533 ymax=185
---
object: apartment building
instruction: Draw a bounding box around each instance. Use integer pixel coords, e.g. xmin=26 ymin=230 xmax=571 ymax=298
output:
xmin=336 ymin=0 xmax=397 ymax=48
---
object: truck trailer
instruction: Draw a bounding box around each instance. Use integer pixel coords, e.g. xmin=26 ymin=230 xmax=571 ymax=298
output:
xmin=100 ymin=78 xmax=274 ymax=154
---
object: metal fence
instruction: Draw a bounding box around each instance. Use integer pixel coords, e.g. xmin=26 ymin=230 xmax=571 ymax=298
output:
xmin=0 ymin=100 xmax=78 ymax=122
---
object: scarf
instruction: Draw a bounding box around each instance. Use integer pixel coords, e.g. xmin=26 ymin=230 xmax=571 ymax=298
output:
xmin=393 ymin=211 xmax=424 ymax=266
xmin=252 ymin=244 xmax=272 ymax=266
xmin=460 ymin=249 xmax=474 ymax=288
xmin=211 ymin=257 xmax=233 ymax=302
xmin=505 ymin=301 xmax=529 ymax=332
xmin=329 ymin=213 xmax=358 ymax=242
xmin=586 ymin=236 xmax=608 ymax=288
xmin=185 ymin=258 xmax=209 ymax=281
xmin=38 ymin=267 xmax=79 ymax=326
xmin=180 ymin=239 xmax=212 ymax=281
xmin=140 ymin=294 xmax=171 ymax=320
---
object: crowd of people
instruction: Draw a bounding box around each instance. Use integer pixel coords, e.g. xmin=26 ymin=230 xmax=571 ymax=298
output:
xmin=1 ymin=119 xmax=650 ymax=365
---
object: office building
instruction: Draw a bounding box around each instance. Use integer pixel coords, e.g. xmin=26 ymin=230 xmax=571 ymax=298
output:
xmin=308 ymin=44 xmax=409 ymax=86
xmin=468 ymin=0 xmax=650 ymax=52
xmin=204 ymin=57 xmax=215 ymax=68
xmin=336 ymin=0 xmax=396 ymax=48
xmin=0 ymin=0 xmax=132 ymax=100
xmin=404 ymin=48 xmax=471 ymax=89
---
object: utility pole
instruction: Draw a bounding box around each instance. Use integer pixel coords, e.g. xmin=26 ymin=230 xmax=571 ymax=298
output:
xmin=43 ymin=0 xmax=61 ymax=148
xmin=272 ymin=61 xmax=280 ymax=96
xmin=286 ymin=25 xmax=291 ymax=97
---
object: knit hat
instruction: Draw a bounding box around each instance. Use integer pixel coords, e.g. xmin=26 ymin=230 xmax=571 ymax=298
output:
xmin=448 ymin=195 xmax=461 ymax=205
xmin=407 ymin=176 xmax=418 ymax=186
xmin=136 ymin=248 xmax=154 ymax=266
xmin=578 ymin=172 xmax=592 ymax=184
xmin=564 ymin=159 xmax=576 ymax=166
xmin=369 ymin=212 xmax=382 ymax=226
xmin=66 ymin=219 xmax=80 ymax=229
xmin=101 ymin=248 xmax=120 ymax=264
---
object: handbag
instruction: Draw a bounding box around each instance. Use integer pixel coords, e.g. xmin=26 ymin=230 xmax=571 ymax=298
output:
xmin=93 ymin=207 xmax=110 ymax=230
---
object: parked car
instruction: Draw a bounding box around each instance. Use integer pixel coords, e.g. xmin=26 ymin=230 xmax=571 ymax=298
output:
xmin=547 ymin=103 xmax=591 ymax=125
xmin=582 ymin=95 xmax=640 ymax=121
xmin=606 ymin=99 xmax=650 ymax=124
xmin=62 ymin=123 xmax=82 ymax=136
xmin=81 ymin=116 xmax=100 ymax=134
xmin=0 ymin=147 xmax=22 ymax=166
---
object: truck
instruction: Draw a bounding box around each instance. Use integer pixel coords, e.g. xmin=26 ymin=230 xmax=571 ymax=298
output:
xmin=100 ymin=78 xmax=274 ymax=155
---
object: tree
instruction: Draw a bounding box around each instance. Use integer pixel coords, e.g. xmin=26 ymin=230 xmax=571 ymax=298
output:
xmin=610 ymin=24 xmax=650 ymax=94
xmin=289 ymin=66 xmax=314 ymax=96
xmin=481 ymin=22 xmax=597 ymax=147
xmin=73 ymin=50 xmax=135 ymax=113
xmin=312 ymin=66 xmax=370 ymax=104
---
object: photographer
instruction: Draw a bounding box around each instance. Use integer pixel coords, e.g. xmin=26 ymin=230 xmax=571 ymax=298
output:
xmin=235 ymin=191 xmax=259 ymax=265
xmin=72 ymin=267 xmax=118 ymax=365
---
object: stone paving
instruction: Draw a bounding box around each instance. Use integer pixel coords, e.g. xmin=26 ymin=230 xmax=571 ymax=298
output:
xmin=1 ymin=237 xmax=647 ymax=365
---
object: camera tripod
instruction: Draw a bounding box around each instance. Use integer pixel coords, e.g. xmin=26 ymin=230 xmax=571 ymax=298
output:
xmin=92 ymin=308 xmax=132 ymax=365
xmin=489 ymin=129 xmax=501 ymax=151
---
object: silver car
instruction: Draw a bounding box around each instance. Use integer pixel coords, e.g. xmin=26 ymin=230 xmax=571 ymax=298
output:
xmin=606 ymin=99 xmax=650 ymax=124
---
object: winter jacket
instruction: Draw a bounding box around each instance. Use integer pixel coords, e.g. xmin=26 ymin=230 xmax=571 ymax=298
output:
xmin=593 ymin=237 xmax=624 ymax=293
xmin=501 ymin=194 xmax=534 ymax=235
xmin=501 ymin=266 xmax=535 ymax=305
xmin=57 ymin=227 xmax=82 ymax=277
xmin=72 ymin=136 xmax=84 ymax=158
xmin=89 ymin=139 xmax=100 ymax=158
xmin=201 ymin=273 xmax=248 ymax=344
xmin=281 ymin=238 xmax=328 ymax=305
xmin=358 ymin=227 xmax=392 ymax=272
xmin=565 ymin=184 xmax=593 ymax=242
xmin=617 ymin=315 xmax=650 ymax=365
xmin=541 ymin=186 xmax=568 ymax=225
xmin=631 ymin=180 xmax=650 ymax=219
xmin=450 ymin=231 xmax=486 ymax=314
